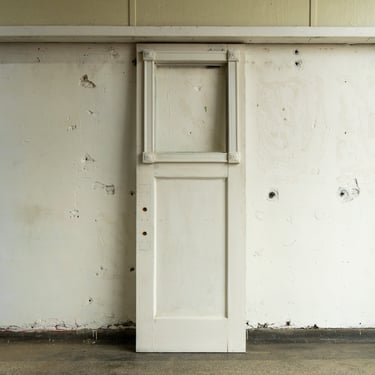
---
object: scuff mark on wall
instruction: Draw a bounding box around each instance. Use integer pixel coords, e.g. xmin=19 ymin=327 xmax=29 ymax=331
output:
xmin=80 ymin=74 xmax=96 ymax=88
xmin=93 ymin=181 xmax=116 ymax=195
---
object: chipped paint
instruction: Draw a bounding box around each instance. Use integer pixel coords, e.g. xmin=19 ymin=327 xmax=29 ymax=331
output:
xmin=80 ymin=74 xmax=96 ymax=88
xmin=93 ymin=181 xmax=116 ymax=195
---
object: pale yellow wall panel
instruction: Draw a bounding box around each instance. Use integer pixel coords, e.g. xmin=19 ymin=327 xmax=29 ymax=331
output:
xmin=0 ymin=0 xmax=129 ymax=26
xmin=136 ymin=0 xmax=309 ymax=26
xmin=312 ymin=0 xmax=375 ymax=26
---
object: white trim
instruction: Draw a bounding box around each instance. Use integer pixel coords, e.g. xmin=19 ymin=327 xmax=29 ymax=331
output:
xmin=2 ymin=26 xmax=375 ymax=43
xmin=143 ymin=152 xmax=229 ymax=164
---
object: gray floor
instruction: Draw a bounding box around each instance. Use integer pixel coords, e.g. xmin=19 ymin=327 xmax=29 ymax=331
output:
xmin=1 ymin=339 xmax=375 ymax=375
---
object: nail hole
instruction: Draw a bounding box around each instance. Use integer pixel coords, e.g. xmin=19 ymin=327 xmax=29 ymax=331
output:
xmin=142 ymin=207 xmax=148 ymax=212
xmin=88 ymin=298 xmax=93 ymax=304
xmin=142 ymin=231 xmax=147 ymax=236
xmin=294 ymin=49 xmax=299 ymax=55
xmin=130 ymin=267 xmax=135 ymax=272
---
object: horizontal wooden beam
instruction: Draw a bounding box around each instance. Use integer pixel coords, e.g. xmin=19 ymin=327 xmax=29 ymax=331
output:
xmin=1 ymin=26 xmax=375 ymax=43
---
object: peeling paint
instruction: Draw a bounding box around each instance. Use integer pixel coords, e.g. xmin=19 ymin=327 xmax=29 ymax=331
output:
xmin=69 ymin=209 xmax=80 ymax=219
xmin=80 ymin=74 xmax=96 ymax=88
xmin=81 ymin=153 xmax=96 ymax=170
xmin=109 ymin=47 xmax=119 ymax=59
xmin=93 ymin=181 xmax=115 ymax=195
xmin=67 ymin=124 xmax=77 ymax=132
xmin=338 ymin=178 xmax=360 ymax=202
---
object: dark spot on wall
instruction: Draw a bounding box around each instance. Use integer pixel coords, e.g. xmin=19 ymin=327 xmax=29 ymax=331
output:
xmin=286 ymin=321 xmax=291 ymax=326
xmin=130 ymin=267 xmax=135 ymax=272
xmin=132 ymin=58 xmax=137 ymax=66
xmin=142 ymin=231 xmax=147 ymax=236
xmin=295 ymin=60 xmax=302 ymax=68
xmin=268 ymin=190 xmax=279 ymax=201
xmin=313 ymin=324 xmax=319 ymax=329
xmin=88 ymin=298 xmax=93 ymax=304
xmin=339 ymin=189 xmax=347 ymax=197
xmin=130 ymin=191 xmax=135 ymax=196
xmin=294 ymin=49 xmax=299 ymax=55
xmin=338 ymin=179 xmax=360 ymax=202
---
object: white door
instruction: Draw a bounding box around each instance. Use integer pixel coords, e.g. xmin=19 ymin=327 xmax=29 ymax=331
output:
xmin=136 ymin=44 xmax=246 ymax=352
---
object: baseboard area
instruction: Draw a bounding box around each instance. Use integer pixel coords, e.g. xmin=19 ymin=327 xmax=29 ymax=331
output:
xmin=2 ymin=328 xmax=375 ymax=344
xmin=247 ymin=328 xmax=375 ymax=344
xmin=0 ymin=328 xmax=135 ymax=344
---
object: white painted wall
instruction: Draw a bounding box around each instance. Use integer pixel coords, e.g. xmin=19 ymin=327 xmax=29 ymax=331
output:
xmin=1 ymin=43 xmax=375 ymax=331
xmin=246 ymin=45 xmax=375 ymax=328
xmin=0 ymin=43 xmax=136 ymax=331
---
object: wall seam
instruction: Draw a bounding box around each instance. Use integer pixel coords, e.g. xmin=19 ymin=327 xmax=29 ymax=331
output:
xmin=310 ymin=0 xmax=318 ymax=26
xmin=129 ymin=0 xmax=136 ymax=26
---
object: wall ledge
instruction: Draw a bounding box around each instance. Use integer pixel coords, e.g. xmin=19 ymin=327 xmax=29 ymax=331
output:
xmin=1 ymin=26 xmax=375 ymax=43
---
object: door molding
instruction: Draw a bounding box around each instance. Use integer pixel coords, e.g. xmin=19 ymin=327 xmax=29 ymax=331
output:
xmin=141 ymin=48 xmax=240 ymax=164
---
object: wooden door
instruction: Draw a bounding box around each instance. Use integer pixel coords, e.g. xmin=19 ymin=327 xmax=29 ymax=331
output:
xmin=136 ymin=44 xmax=245 ymax=352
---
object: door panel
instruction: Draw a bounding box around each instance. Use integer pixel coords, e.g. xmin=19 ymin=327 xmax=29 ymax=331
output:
xmin=155 ymin=65 xmax=227 ymax=153
xmin=155 ymin=177 xmax=227 ymax=318
xmin=136 ymin=44 xmax=245 ymax=352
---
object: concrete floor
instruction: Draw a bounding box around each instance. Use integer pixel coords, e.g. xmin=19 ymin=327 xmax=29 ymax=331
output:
xmin=1 ymin=338 xmax=375 ymax=375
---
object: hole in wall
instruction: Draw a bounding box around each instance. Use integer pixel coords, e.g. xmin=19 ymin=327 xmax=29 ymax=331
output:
xmin=268 ymin=190 xmax=279 ymax=201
